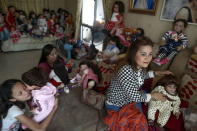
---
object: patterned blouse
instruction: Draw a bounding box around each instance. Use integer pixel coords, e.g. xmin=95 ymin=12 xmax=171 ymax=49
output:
xmin=106 ymin=64 xmax=154 ymax=107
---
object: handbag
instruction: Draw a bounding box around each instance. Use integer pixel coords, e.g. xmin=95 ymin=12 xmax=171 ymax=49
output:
xmin=82 ymin=89 xmax=106 ymax=110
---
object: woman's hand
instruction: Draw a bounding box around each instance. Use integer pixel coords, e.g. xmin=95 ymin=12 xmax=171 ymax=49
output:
xmin=154 ymin=70 xmax=173 ymax=76
xmin=151 ymin=92 xmax=167 ymax=102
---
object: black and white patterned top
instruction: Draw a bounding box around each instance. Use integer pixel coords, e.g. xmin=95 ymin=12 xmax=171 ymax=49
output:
xmin=106 ymin=64 xmax=154 ymax=107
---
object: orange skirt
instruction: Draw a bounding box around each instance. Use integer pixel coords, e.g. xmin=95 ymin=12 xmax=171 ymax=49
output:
xmin=104 ymin=102 xmax=148 ymax=131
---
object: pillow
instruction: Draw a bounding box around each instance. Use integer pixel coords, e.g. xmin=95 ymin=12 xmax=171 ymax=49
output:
xmin=186 ymin=54 xmax=197 ymax=79
xmin=180 ymin=74 xmax=197 ymax=109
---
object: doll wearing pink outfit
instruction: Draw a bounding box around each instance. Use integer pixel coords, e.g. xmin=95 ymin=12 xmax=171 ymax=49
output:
xmin=22 ymin=67 xmax=57 ymax=123
xmin=31 ymin=82 xmax=57 ymax=122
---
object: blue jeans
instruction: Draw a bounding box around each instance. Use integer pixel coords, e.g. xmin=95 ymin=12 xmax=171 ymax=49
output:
xmin=106 ymin=102 xmax=142 ymax=112
xmin=0 ymin=29 xmax=10 ymax=41
xmin=64 ymin=43 xmax=73 ymax=59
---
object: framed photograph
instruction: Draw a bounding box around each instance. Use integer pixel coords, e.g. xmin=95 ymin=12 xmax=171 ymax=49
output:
xmin=129 ymin=0 xmax=158 ymax=15
xmin=160 ymin=0 xmax=197 ymax=25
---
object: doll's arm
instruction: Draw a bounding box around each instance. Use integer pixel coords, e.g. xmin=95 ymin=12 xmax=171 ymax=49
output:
xmin=87 ymin=80 xmax=96 ymax=90
xmin=172 ymin=97 xmax=181 ymax=115
xmin=157 ymin=39 xmax=166 ymax=46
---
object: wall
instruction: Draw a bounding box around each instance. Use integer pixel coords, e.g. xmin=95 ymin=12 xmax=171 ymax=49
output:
xmin=123 ymin=0 xmax=197 ymax=47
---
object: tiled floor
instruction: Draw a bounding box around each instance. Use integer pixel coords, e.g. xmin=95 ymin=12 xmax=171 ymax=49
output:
xmin=0 ymin=50 xmax=41 ymax=83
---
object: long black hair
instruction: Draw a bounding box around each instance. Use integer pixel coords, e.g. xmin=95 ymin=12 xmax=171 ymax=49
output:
xmin=0 ymin=79 xmax=26 ymax=129
xmin=112 ymin=1 xmax=125 ymax=14
xmin=53 ymin=59 xmax=70 ymax=85
xmin=39 ymin=44 xmax=56 ymax=64
xmin=79 ymin=60 xmax=102 ymax=82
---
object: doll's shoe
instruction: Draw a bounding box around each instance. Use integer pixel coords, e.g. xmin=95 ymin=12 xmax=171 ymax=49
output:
xmin=64 ymin=86 xmax=70 ymax=93
xmin=160 ymin=58 xmax=169 ymax=65
xmin=153 ymin=58 xmax=161 ymax=66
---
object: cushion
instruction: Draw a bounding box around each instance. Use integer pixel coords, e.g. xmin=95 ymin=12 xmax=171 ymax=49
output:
xmin=2 ymin=36 xmax=57 ymax=52
xmin=186 ymin=54 xmax=197 ymax=79
xmin=179 ymin=74 xmax=197 ymax=109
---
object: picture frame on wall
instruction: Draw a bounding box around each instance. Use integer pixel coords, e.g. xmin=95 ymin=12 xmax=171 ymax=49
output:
xmin=129 ymin=0 xmax=158 ymax=15
xmin=160 ymin=0 xmax=197 ymax=25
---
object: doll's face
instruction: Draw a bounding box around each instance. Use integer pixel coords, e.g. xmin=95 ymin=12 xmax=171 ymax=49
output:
xmin=108 ymin=40 xmax=116 ymax=46
xmin=80 ymin=64 xmax=88 ymax=72
xmin=113 ymin=4 xmax=119 ymax=13
xmin=174 ymin=21 xmax=185 ymax=33
xmin=166 ymin=84 xmax=177 ymax=95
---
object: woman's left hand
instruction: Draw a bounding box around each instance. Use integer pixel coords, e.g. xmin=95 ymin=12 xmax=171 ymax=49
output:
xmin=155 ymin=70 xmax=173 ymax=76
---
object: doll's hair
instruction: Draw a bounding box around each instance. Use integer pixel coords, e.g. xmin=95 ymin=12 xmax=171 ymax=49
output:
xmin=112 ymin=1 xmax=125 ymax=14
xmin=136 ymin=28 xmax=144 ymax=36
xmin=156 ymin=74 xmax=179 ymax=88
xmin=79 ymin=60 xmax=102 ymax=82
xmin=22 ymin=67 xmax=48 ymax=87
xmin=53 ymin=60 xmax=70 ymax=85
xmin=173 ymin=19 xmax=188 ymax=28
xmin=8 ymin=5 xmax=15 ymax=10
xmin=29 ymin=11 xmax=37 ymax=19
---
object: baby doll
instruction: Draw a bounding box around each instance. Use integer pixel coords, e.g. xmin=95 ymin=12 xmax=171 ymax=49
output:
xmin=97 ymin=36 xmax=120 ymax=63
xmin=49 ymin=59 xmax=70 ymax=93
xmin=47 ymin=14 xmax=56 ymax=35
xmin=54 ymin=23 xmax=65 ymax=38
xmin=0 ymin=12 xmax=10 ymax=41
xmin=153 ymin=19 xmax=188 ymax=66
xmin=21 ymin=67 xmax=57 ymax=123
xmin=6 ymin=6 xmax=16 ymax=30
xmin=31 ymin=25 xmax=44 ymax=39
xmin=71 ymin=60 xmax=101 ymax=90
xmin=37 ymin=14 xmax=47 ymax=34
xmin=10 ymin=26 xmax=21 ymax=43
xmin=29 ymin=11 xmax=37 ymax=26
xmin=148 ymin=75 xmax=181 ymax=127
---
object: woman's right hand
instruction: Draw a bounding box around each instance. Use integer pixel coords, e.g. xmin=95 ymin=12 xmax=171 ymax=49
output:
xmin=151 ymin=92 xmax=167 ymax=102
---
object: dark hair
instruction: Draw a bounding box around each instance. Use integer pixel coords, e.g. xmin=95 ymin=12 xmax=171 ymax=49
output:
xmin=79 ymin=60 xmax=102 ymax=82
xmin=173 ymin=19 xmax=188 ymax=28
xmin=39 ymin=44 xmax=56 ymax=64
xmin=136 ymin=28 xmax=144 ymax=36
xmin=22 ymin=67 xmax=48 ymax=87
xmin=126 ymin=36 xmax=153 ymax=70
xmin=29 ymin=11 xmax=37 ymax=19
xmin=109 ymin=36 xmax=119 ymax=44
xmin=8 ymin=5 xmax=15 ymax=10
xmin=53 ymin=60 xmax=70 ymax=85
xmin=0 ymin=79 xmax=26 ymax=119
xmin=112 ymin=1 xmax=125 ymax=14
xmin=156 ymin=75 xmax=179 ymax=87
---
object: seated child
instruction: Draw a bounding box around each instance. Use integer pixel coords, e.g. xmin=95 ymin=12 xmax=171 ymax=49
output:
xmin=21 ymin=67 xmax=57 ymax=123
xmin=153 ymin=19 xmax=188 ymax=66
xmin=97 ymin=36 xmax=120 ymax=63
xmin=148 ymin=75 xmax=181 ymax=127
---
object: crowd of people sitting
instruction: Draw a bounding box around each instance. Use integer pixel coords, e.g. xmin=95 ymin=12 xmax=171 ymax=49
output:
xmin=0 ymin=6 xmax=74 ymax=43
